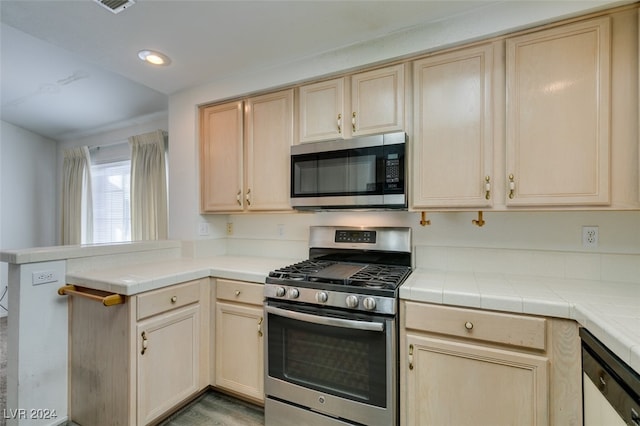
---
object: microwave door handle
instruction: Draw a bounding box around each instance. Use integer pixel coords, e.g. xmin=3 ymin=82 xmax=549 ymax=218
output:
xmin=265 ymin=305 xmax=384 ymax=332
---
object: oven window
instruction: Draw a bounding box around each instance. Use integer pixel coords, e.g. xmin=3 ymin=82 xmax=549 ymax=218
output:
xmin=267 ymin=307 xmax=388 ymax=407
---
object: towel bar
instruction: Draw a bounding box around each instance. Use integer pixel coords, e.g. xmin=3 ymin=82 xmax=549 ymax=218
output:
xmin=57 ymin=285 xmax=125 ymax=307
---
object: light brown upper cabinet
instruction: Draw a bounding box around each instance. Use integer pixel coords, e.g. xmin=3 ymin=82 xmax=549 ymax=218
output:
xmin=412 ymin=43 xmax=495 ymax=209
xmin=298 ymin=78 xmax=346 ymax=143
xmin=505 ymin=17 xmax=612 ymax=207
xmin=200 ymin=89 xmax=294 ymax=213
xmin=298 ymin=64 xmax=406 ymax=143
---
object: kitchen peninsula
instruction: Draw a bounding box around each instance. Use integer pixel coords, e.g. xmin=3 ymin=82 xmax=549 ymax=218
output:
xmin=2 ymin=235 xmax=639 ymax=425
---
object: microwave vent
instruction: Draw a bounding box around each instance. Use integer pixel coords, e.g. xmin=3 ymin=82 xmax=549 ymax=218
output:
xmin=94 ymin=0 xmax=135 ymax=14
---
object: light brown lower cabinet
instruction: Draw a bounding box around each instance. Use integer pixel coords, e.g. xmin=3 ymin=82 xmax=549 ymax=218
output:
xmin=400 ymin=301 xmax=582 ymax=426
xmin=68 ymin=279 xmax=210 ymax=426
xmin=214 ymin=279 xmax=264 ymax=404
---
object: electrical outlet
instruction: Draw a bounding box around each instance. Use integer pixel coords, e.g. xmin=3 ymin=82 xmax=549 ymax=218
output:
xmin=277 ymin=224 xmax=285 ymax=237
xmin=226 ymin=222 xmax=233 ymax=236
xmin=32 ymin=270 xmax=58 ymax=286
xmin=582 ymin=226 xmax=599 ymax=248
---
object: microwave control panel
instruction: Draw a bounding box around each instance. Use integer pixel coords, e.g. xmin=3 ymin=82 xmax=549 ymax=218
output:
xmin=385 ymin=153 xmax=400 ymax=183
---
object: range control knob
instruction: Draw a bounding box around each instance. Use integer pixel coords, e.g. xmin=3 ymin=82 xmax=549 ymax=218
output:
xmin=275 ymin=287 xmax=286 ymax=297
xmin=315 ymin=291 xmax=328 ymax=303
xmin=345 ymin=295 xmax=359 ymax=308
xmin=362 ymin=297 xmax=377 ymax=311
xmin=288 ymin=288 xmax=300 ymax=299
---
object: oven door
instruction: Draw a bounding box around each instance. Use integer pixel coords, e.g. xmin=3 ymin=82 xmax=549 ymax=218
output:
xmin=265 ymin=301 xmax=397 ymax=426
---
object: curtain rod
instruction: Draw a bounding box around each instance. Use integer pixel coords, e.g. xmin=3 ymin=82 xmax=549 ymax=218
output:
xmin=87 ymin=130 xmax=167 ymax=152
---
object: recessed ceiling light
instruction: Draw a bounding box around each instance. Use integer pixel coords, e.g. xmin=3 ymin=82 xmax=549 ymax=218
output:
xmin=137 ymin=50 xmax=171 ymax=66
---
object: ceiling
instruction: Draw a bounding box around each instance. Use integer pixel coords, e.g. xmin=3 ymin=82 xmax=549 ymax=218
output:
xmin=0 ymin=0 xmax=627 ymax=141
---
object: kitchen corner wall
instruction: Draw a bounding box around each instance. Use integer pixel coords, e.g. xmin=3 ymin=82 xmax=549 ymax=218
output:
xmin=167 ymin=1 xmax=638 ymax=282
xmin=168 ymin=1 xmax=632 ymax=247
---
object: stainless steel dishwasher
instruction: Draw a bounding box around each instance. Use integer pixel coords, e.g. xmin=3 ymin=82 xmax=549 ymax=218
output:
xmin=581 ymin=328 xmax=640 ymax=426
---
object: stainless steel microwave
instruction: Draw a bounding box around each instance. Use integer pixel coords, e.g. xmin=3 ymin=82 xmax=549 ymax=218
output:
xmin=290 ymin=132 xmax=407 ymax=210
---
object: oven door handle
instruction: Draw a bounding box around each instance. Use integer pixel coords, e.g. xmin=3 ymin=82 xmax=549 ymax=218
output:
xmin=265 ymin=305 xmax=385 ymax=332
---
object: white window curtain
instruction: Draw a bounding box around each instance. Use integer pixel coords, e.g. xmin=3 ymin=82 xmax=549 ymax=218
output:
xmin=61 ymin=146 xmax=93 ymax=245
xmin=129 ymin=130 xmax=168 ymax=240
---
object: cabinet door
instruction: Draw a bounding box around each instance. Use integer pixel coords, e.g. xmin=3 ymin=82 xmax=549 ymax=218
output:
xmin=351 ymin=64 xmax=405 ymax=136
xmin=506 ymin=17 xmax=611 ymax=206
xmin=299 ymin=78 xmax=346 ymax=142
xmin=200 ymin=101 xmax=244 ymax=212
xmin=137 ymin=305 xmax=200 ymax=425
xmin=412 ymin=44 xmax=494 ymax=208
xmin=215 ymin=301 xmax=264 ymax=401
xmin=404 ymin=334 xmax=549 ymax=426
xmin=245 ymin=89 xmax=294 ymax=211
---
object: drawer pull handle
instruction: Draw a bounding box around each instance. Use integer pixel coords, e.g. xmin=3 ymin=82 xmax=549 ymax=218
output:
xmin=171 ymin=296 xmax=177 ymax=303
xmin=141 ymin=331 xmax=148 ymax=355
xmin=258 ymin=317 xmax=263 ymax=337
xmin=465 ymin=321 xmax=474 ymax=331
xmin=235 ymin=290 xmax=241 ymax=297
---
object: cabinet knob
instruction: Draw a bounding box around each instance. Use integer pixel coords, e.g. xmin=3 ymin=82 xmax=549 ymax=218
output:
xmin=236 ymin=190 xmax=242 ymax=206
xmin=235 ymin=290 xmax=241 ymax=297
xmin=465 ymin=321 xmax=474 ymax=331
xmin=171 ymin=296 xmax=177 ymax=303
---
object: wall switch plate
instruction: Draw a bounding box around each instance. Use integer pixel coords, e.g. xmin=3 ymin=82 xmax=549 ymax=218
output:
xmin=32 ymin=270 xmax=58 ymax=286
xmin=582 ymin=226 xmax=599 ymax=248
xmin=198 ymin=222 xmax=210 ymax=236
xmin=226 ymin=222 xmax=233 ymax=236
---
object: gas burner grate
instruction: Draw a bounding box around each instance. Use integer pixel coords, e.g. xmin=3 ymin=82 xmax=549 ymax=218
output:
xmin=267 ymin=259 xmax=411 ymax=291
xmin=268 ymin=260 xmax=336 ymax=280
xmin=348 ymin=265 xmax=411 ymax=288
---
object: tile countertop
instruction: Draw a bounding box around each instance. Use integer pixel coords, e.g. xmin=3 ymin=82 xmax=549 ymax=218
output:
xmin=65 ymin=255 xmax=303 ymax=296
xmin=400 ymin=268 xmax=640 ymax=376
xmin=67 ymin=257 xmax=639 ymax=375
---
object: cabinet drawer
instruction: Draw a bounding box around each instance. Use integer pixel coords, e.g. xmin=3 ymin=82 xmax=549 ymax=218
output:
xmin=137 ymin=280 xmax=201 ymax=320
xmin=404 ymin=302 xmax=546 ymax=351
xmin=216 ymin=279 xmax=263 ymax=305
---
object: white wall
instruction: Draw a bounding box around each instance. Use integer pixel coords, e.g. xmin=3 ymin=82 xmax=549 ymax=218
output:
xmin=0 ymin=121 xmax=58 ymax=316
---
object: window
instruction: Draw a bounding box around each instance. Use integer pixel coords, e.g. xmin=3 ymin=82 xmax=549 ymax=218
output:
xmin=91 ymin=160 xmax=131 ymax=243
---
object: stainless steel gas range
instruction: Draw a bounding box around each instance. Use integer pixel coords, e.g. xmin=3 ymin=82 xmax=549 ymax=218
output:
xmin=264 ymin=226 xmax=412 ymax=426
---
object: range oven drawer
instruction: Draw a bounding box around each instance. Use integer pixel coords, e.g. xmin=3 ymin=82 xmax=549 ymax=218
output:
xmin=266 ymin=397 xmax=356 ymax=426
